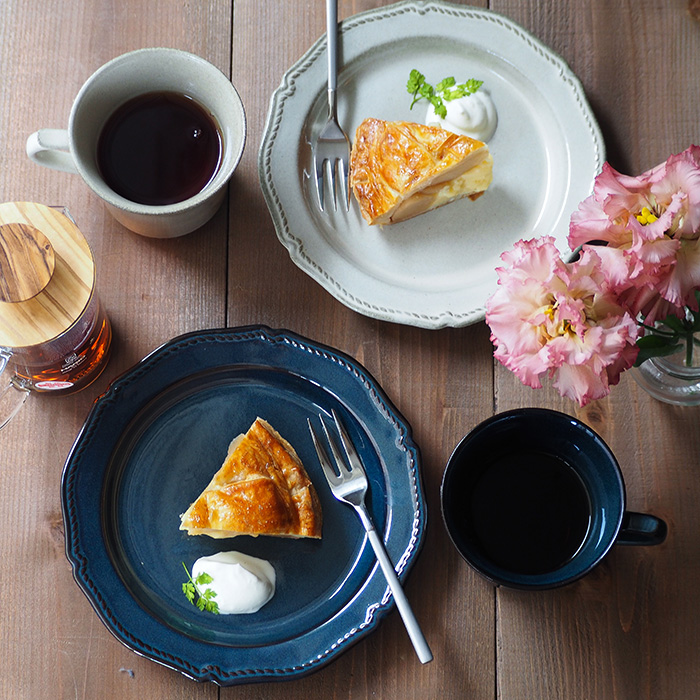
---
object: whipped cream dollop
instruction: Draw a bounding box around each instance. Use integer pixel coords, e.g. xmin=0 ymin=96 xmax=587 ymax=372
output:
xmin=425 ymin=89 xmax=498 ymax=142
xmin=192 ymin=551 xmax=276 ymax=614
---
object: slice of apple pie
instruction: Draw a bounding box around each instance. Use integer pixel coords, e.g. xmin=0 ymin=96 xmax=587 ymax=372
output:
xmin=180 ymin=418 xmax=322 ymax=539
xmin=349 ymin=118 xmax=493 ymax=225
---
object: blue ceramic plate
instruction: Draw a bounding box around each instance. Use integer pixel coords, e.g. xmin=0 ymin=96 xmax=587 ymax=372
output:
xmin=61 ymin=326 xmax=426 ymax=685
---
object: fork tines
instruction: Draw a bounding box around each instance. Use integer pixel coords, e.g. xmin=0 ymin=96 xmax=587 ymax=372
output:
xmin=307 ymin=416 xmax=342 ymax=486
xmin=307 ymin=410 xmax=366 ymax=490
xmin=312 ymin=138 xmax=350 ymax=213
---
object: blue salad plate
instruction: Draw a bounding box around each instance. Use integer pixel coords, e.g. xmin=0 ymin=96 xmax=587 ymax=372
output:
xmin=61 ymin=326 xmax=427 ymax=685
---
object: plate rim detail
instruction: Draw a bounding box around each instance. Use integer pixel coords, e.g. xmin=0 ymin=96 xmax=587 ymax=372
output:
xmin=258 ymin=0 xmax=605 ymax=329
xmin=60 ymin=325 xmax=426 ymax=685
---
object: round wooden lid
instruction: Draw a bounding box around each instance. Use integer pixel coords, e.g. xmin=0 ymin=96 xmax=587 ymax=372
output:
xmin=0 ymin=202 xmax=95 ymax=348
xmin=0 ymin=223 xmax=56 ymax=303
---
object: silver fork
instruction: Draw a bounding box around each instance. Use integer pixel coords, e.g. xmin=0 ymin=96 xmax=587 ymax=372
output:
xmin=311 ymin=0 xmax=351 ymax=212
xmin=308 ymin=410 xmax=433 ymax=664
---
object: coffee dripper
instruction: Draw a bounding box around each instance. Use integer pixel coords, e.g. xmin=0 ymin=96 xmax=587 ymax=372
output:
xmin=0 ymin=202 xmax=112 ymax=429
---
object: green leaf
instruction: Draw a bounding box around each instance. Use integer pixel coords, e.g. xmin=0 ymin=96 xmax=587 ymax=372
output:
xmin=634 ymin=337 xmax=683 ymax=366
xmin=201 ymin=587 xmax=220 ymax=615
xmin=636 ymin=334 xmax=678 ymax=349
xmin=407 ymin=70 xmax=428 ymax=110
xmin=442 ymin=78 xmax=483 ymax=102
xmin=464 ymin=78 xmax=483 ymax=94
xmin=417 ymin=83 xmax=433 ymax=100
xmin=430 ymin=95 xmax=446 ymax=118
xmin=406 ymin=69 xmax=425 ymax=94
xmin=658 ymin=315 xmax=686 ymax=334
xmin=182 ymin=582 xmax=195 ymax=604
xmin=435 ymin=76 xmax=456 ymax=93
xmin=195 ymin=572 xmax=214 ymax=586
xmin=205 ymin=599 xmax=220 ymax=615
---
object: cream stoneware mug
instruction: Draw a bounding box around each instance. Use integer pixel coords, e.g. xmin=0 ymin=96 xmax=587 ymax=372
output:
xmin=26 ymin=48 xmax=246 ymax=238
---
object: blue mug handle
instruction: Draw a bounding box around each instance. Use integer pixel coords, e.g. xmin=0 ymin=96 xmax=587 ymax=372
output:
xmin=617 ymin=511 xmax=667 ymax=546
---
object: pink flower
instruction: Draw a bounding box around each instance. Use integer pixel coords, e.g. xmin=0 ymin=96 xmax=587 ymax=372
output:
xmin=486 ymin=237 xmax=640 ymax=406
xmin=568 ymin=146 xmax=700 ymax=322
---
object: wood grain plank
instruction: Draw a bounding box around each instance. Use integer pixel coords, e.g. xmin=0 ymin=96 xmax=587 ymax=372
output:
xmin=0 ymin=0 xmax=229 ymax=698
xmin=491 ymin=1 xmax=700 ymax=698
xmin=225 ymin=0 xmax=495 ymax=697
xmin=2 ymin=0 xmax=697 ymax=697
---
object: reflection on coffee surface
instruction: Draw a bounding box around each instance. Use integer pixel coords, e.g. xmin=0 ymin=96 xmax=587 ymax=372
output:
xmin=468 ymin=451 xmax=591 ymax=575
xmin=97 ymin=91 xmax=222 ymax=205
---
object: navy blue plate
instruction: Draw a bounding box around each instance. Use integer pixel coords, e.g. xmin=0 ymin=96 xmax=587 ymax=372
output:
xmin=61 ymin=326 xmax=426 ymax=685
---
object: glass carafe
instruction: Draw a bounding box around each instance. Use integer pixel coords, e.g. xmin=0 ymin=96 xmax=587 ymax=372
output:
xmin=0 ymin=202 xmax=112 ymax=429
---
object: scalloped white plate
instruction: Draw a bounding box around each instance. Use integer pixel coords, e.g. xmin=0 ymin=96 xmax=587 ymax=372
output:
xmin=259 ymin=0 xmax=605 ymax=329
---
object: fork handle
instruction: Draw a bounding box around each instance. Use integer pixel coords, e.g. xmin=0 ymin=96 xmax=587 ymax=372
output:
xmin=326 ymin=0 xmax=338 ymax=114
xmin=365 ymin=525 xmax=433 ymax=664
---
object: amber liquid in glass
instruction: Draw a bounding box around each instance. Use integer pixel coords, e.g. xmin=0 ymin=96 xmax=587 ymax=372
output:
xmin=9 ymin=294 xmax=112 ymax=394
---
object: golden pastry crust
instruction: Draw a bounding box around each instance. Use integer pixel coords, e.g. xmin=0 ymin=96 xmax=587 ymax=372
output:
xmin=349 ymin=118 xmax=493 ymax=225
xmin=179 ymin=418 xmax=322 ymax=539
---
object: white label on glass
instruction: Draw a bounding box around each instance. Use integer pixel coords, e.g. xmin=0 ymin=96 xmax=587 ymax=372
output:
xmin=35 ymin=380 xmax=74 ymax=390
xmin=61 ymin=352 xmax=86 ymax=373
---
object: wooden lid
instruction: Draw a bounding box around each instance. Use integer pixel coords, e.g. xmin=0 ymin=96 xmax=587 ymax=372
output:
xmin=0 ymin=202 xmax=95 ymax=348
xmin=0 ymin=223 xmax=56 ymax=302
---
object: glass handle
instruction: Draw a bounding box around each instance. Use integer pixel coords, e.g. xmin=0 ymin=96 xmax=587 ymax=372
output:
xmin=0 ymin=350 xmax=31 ymax=431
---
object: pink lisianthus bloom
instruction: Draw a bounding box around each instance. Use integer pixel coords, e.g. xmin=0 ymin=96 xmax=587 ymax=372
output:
xmin=486 ymin=237 xmax=640 ymax=406
xmin=568 ymin=146 xmax=700 ymax=323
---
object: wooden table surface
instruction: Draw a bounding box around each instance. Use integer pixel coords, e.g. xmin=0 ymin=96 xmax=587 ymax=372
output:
xmin=2 ymin=0 xmax=699 ymax=698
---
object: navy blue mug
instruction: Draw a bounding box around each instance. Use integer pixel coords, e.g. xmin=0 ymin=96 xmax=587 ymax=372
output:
xmin=441 ymin=408 xmax=667 ymax=589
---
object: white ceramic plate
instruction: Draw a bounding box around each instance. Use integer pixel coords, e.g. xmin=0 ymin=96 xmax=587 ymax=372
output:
xmin=259 ymin=0 xmax=605 ymax=329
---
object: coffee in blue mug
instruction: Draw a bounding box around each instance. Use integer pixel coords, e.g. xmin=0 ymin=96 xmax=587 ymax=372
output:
xmin=441 ymin=408 xmax=667 ymax=589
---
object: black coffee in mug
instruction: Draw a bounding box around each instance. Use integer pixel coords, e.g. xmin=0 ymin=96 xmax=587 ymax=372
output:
xmin=441 ymin=408 xmax=667 ymax=589
xmin=469 ymin=450 xmax=591 ymax=575
xmin=97 ymin=91 xmax=222 ymax=205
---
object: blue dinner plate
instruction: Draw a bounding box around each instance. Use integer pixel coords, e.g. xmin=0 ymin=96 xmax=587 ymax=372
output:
xmin=61 ymin=326 xmax=426 ymax=685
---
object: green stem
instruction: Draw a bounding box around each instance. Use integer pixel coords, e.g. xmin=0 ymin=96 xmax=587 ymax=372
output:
xmin=638 ymin=321 xmax=676 ymax=337
xmin=182 ymin=561 xmax=194 ymax=584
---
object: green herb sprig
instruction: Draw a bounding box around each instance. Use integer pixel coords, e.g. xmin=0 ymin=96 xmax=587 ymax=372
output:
xmin=182 ymin=562 xmax=220 ymax=614
xmin=406 ymin=70 xmax=483 ymax=119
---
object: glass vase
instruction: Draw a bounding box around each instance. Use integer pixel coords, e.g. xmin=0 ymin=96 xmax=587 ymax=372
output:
xmin=632 ymin=342 xmax=700 ymax=405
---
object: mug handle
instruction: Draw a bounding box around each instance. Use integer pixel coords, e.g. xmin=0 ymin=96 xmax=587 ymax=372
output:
xmin=617 ymin=511 xmax=667 ymax=546
xmin=0 ymin=350 xmax=31 ymax=431
xmin=26 ymin=128 xmax=78 ymax=174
